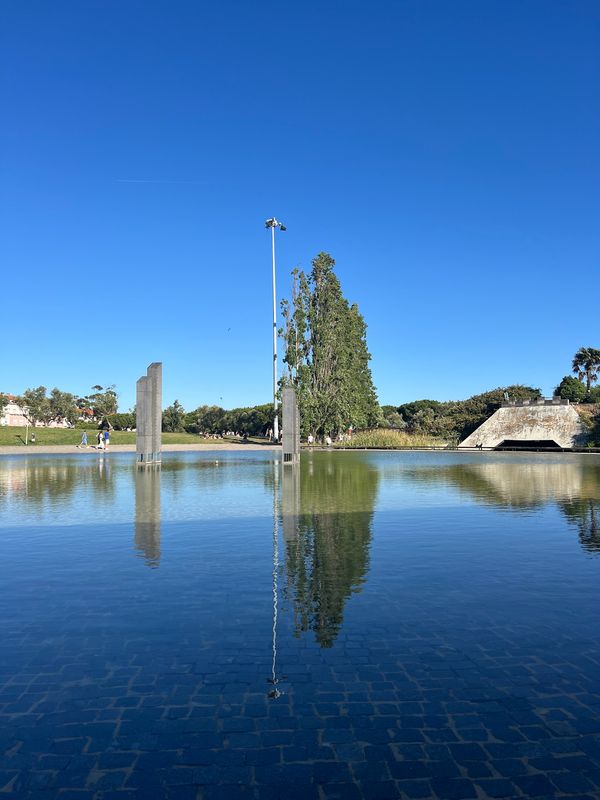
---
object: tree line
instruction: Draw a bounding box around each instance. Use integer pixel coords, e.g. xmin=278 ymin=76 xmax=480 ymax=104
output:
xmin=380 ymin=346 xmax=600 ymax=445
xmin=0 ymin=387 xmax=277 ymax=437
xmin=0 ymin=385 xmax=118 ymax=428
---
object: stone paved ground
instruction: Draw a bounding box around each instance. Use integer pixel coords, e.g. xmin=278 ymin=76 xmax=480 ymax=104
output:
xmin=1 ymin=632 xmax=600 ymax=800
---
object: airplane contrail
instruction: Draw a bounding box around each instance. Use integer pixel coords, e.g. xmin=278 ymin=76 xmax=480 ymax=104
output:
xmin=115 ymin=178 xmax=201 ymax=184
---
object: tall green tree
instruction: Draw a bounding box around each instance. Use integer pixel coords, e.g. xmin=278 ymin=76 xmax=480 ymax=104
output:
xmin=48 ymin=388 xmax=77 ymax=425
xmin=162 ymin=400 xmax=186 ymax=432
xmin=87 ymin=385 xmax=118 ymax=418
xmin=572 ymin=347 xmax=600 ymax=392
xmin=280 ymin=252 xmax=380 ymax=437
xmin=19 ymin=386 xmax=52 ymax=426
xmin=0 ymin=394 xmax=8 ymax=418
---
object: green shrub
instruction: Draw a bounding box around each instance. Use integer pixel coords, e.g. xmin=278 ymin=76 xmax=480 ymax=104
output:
xmin=554 ymin=375 xmax=588 ymax=403
xmin=588 ymin=387 xmax=600 ymax=403
xmin=105 ymin=413 xmax=135 ymax=430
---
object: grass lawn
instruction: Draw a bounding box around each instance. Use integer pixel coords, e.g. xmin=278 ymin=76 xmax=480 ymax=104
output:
xmin=0 ymin=427 xmax=268 ymax=447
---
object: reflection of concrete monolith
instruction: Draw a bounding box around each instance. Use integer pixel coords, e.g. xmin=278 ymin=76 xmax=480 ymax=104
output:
xmin=136 ymin=362 xmax=162 ymax=464
xmin=282 ymin=461 xmax=300 ymax=545
xmin=134 ymin=467 xmax=161 ymax=567
xmin=282 ymin=386 xmax=300 ymax=465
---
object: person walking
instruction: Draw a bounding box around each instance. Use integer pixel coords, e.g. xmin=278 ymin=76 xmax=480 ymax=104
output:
xmin=103 ymin=428 xmax=110 ymax=450
xmin=79 ymin=431 xmax=88 ymax=448
xmin=96 ymin=431 xmax=104 ymax=449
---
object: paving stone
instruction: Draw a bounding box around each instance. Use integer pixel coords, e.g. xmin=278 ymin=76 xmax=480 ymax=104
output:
xmin=430 ymin=778 xmax=477 ymax=799
xmin=396 ymin=778 xmax=432 ymax=798
xmin=475 ymin=778 xmax=518 ymax=797
xmin=513 ymin=774 xmax=559 ymax=796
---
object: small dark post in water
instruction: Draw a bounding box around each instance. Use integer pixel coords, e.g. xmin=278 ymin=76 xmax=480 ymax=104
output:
xmin=282 ymin=386 xmax=300 ymax=465
xmin=136 ymin=362 xmax=162 ymax=465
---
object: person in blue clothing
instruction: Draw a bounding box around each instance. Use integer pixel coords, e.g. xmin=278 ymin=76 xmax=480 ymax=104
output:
xmin=78 ymin=431 xmax=88 ymax=448
xmin=103 ymin=428 xmax=110 ymax=450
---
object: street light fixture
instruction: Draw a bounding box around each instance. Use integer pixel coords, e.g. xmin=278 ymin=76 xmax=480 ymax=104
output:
xmin=265 ymin=218 xmax=286 ymax=443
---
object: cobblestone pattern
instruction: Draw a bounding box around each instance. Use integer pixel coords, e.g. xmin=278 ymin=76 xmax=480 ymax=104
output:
xmin=1 ymin=630 xmax=600 ymax=800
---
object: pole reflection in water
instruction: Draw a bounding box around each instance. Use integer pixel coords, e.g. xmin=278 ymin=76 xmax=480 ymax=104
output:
xmin=134 ymin=466 xmax=161 ymax=568
xmin=268 ymin=459 xmax=282 ymax=698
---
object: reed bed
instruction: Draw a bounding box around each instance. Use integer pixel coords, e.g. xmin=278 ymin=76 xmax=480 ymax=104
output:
xmin=334 ymin=428 xmax=450 ymax=449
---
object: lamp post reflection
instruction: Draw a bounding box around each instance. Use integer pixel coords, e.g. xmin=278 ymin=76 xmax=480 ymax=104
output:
xmin=268 ymin=459 xmax=282 ymax=698
xmin=134 ymin=466 xmax=161 ymax=568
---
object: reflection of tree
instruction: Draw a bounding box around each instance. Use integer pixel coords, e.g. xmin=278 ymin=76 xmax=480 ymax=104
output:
xmin=282 ymin=455 xmax=379 ymax=647
xmin=0 ymin=457 xmax=116 ymax=508
xmin=134 ymin=467 xmax=161 ymax=567
xmin=558 ymin=500 xmax=600 ymax=554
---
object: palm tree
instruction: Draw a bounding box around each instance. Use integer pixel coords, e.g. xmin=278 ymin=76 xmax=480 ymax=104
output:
xmin=572 ymin=347 xmax=600 ymax=392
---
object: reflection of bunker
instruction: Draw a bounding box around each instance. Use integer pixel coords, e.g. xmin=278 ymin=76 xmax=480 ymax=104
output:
xmin=402 ymin=460 xmax=589 ymax=508
xmin=444 ymin=462 xmax=586 ymax=507
xmin=459 ymin=404 xmax=588 ymax=450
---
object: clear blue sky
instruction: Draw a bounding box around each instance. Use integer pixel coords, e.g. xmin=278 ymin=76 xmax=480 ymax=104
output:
xmin=2 ymin=1 xmax=598 ymax=411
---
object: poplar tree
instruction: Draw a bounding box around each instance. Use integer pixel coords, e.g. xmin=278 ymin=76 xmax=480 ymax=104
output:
xmin=280 ymin=252 xmax=380 ymax=438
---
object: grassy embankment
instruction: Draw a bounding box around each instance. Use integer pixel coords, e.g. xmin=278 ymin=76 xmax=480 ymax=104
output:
xmin=334 ymin=429 xmax=450 ymax=449
xmin=0 ymin=427 xmax=265 ymax=447
xmin=1 ymin=426 xmax=449 ymax=449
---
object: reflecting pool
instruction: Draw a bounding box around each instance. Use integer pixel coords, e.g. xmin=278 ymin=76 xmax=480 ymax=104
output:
xmin=1 ymin=451 xmax=599 ymax=799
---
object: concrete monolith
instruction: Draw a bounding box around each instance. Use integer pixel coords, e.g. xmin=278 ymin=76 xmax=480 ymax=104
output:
xmin=136 ymin=362 xmax=162 ymax=464
xmin=282 ymin=386 xmax=300 ymax=465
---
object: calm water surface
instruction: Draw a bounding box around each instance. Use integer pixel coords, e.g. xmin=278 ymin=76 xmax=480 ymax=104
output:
xmin=1 ymin=451 xmax=599 ymax=800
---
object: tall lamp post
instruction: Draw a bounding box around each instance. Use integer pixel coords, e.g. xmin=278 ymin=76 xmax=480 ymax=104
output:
xmin=265 ymin=217 xmax=286 ymax=442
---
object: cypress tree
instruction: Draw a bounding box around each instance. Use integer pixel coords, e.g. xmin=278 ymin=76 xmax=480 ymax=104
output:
xmin=280 ymin=252 xmax=380 ymax=438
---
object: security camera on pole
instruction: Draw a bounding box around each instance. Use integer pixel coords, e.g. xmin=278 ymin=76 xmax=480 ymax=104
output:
xmin=265 ymin=217 xmax=286 ymax=443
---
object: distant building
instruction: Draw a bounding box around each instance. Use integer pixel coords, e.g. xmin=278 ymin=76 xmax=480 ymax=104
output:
xmin=0 ymin=394 xmax=73 ymax=428
xmin=0 ymin=396 xmax=28 ymax=427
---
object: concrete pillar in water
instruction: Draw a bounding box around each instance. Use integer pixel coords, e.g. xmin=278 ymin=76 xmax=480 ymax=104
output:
xmin=136 ymin=362 xmax=162 ymax=464
xmin=282 ymin=386 xmax=300 ymax=465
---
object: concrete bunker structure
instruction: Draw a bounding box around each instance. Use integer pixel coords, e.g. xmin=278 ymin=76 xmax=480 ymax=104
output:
xmin=459 ymin=399 xmax=588 ymax=451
